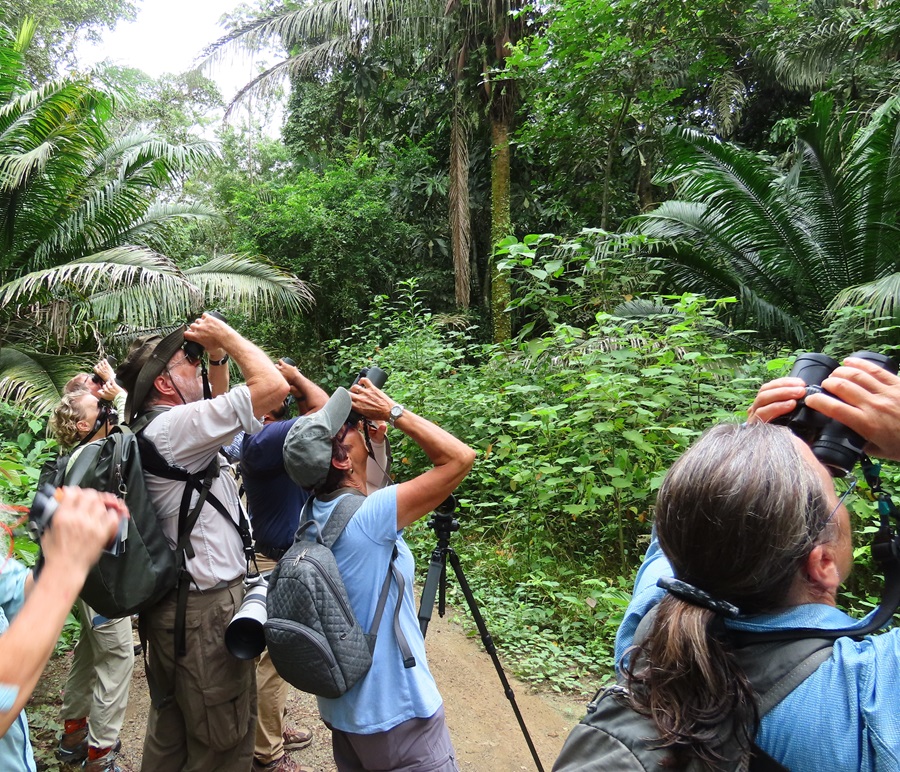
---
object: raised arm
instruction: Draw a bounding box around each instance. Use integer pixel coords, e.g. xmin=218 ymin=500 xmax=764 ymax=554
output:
xmin=349 ymin=378 xmax=476 ymax=530
xmin=277 ymin=359 xmax=328 ymax=414
xmin=184 ymin=313 xmax=288 ymax=417
xmin=0 ymin=488 xmax=124 ymax=737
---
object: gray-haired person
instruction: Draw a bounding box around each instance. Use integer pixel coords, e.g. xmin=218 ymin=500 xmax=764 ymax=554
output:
xmin=116 ymin=313 xmax=288 ymax=772
xmin=559 ymin=359 xmax=900 ymax=770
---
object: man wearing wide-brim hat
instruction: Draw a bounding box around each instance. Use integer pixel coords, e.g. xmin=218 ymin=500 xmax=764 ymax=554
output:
xmin=116 ymin=313 xmax=289 ymax=772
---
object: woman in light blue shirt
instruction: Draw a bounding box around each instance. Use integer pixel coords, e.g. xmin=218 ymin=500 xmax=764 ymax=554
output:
xmin=283 ymin=378 xmax=476 ymax=771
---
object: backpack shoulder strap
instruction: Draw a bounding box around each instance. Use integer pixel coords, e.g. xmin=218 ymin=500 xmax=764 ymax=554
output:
xmin=301 ymin=489 xmax=416 ymax=669
xmin=65 ymin=426 xmax=130 ymax=488
xmin=133 ymin=414 xmax=251 ymax=557
xmin=745 ymin=639 xmax=834 ymax=772
xmin=319 ymin=488 xmax=367 ymax=548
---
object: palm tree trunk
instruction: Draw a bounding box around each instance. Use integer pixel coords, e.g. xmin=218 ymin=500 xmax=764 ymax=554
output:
xmin=450 ymin=102 xmax=471 ymax=308
xmin=490 ymin=116 xmax=511 ymax=342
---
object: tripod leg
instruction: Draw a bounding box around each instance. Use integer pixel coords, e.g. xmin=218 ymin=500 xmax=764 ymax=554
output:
xmin=445 ymin=549 xmax=546 ymax=772
xmin=417 ymin=549 xmax=446 ymax=636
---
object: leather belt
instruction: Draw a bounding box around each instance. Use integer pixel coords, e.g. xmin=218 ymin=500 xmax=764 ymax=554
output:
xmin=254 ymin=543 xmax=288 ymax=561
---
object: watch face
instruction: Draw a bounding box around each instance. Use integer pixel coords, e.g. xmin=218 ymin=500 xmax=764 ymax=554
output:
xmin=390 ymin=405 xmax=403 ymax=421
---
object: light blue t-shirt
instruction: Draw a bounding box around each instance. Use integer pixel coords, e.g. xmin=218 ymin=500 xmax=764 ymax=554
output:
xmin=308 ymin=487 xmax=442 ymax=734
xmin=615 ymin=535 xmax=900 ymax=771
xmin=0 ymin=559 xmax=35 ymax=772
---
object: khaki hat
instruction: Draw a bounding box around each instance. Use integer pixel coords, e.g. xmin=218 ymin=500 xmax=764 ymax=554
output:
xmin=116 ymin=326 xmax=186 ymax=422
xmin=283 ymin=387 xmax=353 ymax=489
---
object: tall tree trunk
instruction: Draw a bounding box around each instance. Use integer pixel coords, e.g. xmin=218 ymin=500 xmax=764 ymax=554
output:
xmin=490 ymin=117 xmax=511 ymax=342
xmin=449 ymin=101 xmax=471 ymax=308
xmin=601 ymin=96 xmax=630 ymax=230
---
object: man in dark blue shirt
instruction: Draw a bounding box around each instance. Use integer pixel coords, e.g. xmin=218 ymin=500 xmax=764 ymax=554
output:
xmin=242 ymin=360 xmax=328 ymax=772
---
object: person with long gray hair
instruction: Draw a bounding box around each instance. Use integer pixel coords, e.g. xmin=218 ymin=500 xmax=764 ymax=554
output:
xmin=577 ymin=417 xmax=900 ymax=771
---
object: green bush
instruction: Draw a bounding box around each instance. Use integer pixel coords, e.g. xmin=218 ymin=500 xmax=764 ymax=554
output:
xmin=325 ymin=279 xmax=780 ymax=686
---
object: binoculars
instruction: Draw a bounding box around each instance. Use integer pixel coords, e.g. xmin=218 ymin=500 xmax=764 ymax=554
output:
xmin=347 ymin=366 xmax=388 ymax=425
xmin=774 ymin=351 xmax=898 ymax=474
xmin=183 ymin=311 xmax=227 ymax=362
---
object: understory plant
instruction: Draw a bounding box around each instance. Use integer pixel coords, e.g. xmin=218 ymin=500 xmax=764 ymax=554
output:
xmin=326 ymin=279 xmax=775 ymax=685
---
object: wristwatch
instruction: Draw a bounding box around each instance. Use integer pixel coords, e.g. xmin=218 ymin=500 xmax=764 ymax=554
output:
xmin=388 ymin=404 xmax=405 ymax=427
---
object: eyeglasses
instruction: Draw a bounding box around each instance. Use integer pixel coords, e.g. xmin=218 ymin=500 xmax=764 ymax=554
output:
xmin=337 ymin=419 xmax=377 ymax=443
xmin=168 ymin=354 xmax=201 ymax=370
xmin=815 ymin=475 xmax=857 ymax=540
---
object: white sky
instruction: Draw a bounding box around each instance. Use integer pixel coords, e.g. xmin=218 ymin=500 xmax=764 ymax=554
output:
xmin=78 ymin=0 xmax=282 ymax=107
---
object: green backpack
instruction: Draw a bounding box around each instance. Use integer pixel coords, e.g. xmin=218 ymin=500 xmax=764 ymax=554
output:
xmin=38 ymin=424 xmax=178 ymax=618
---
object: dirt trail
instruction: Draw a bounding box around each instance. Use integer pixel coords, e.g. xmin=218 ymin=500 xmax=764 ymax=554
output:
xmin=36 ymin=609 xmax=590 ymax=771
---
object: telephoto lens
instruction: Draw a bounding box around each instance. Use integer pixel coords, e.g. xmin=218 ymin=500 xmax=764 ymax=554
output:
xmin=225 ymin=573 xmax=269 ymax=659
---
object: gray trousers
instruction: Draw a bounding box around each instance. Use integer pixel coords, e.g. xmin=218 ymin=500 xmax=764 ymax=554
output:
xmin=61 ymin=599 xmax=134 ymax=748
xmin=331 ymin=705 xmax=459 ymax=772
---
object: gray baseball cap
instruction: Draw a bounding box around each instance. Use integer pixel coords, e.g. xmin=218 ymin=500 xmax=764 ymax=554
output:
xmin=283 ymin=387 xmax=353 ymax=489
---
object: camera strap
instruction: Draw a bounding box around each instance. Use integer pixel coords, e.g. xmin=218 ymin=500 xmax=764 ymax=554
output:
xmin=201 ymin=360 xmax=212 ymax=400
xmin=731 ymin=455 xmax=900 ymax=646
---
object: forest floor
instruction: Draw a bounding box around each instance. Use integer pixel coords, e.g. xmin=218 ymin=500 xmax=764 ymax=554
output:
xmin=29 ymin=607 xmax=593 ymax=771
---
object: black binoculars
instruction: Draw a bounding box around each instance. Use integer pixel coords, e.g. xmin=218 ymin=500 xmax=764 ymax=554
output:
xmin=347 ymin=366 xmax=388 ymax=425
xmin=774 ymin=351 xmax=898 ymax=474
xmin=183 ymin=311 xmax=226 ymax=362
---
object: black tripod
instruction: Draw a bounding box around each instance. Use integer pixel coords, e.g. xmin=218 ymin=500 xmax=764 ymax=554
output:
xmin=417 ymin=496 xmax=546 ymax=772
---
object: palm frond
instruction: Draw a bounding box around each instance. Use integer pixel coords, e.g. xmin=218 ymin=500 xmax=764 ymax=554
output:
xmin=182 ymin=254 xmax=315 ymax=317
xmin=830 ymin=273 xmax=900 ymax=323
xmin=0 ymin=246 xmax=185 ymax=306
xmin=0 ymin=345 xmax=91 ymax=414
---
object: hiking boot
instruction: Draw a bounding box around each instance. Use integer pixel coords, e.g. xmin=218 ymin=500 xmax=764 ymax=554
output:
xmin=82 ymin=740 xmax=122 ymax=772
xmin=282 ymin=726 xmax=313 ymax=750
xmin=251 ymin=755 xmax=314 ymax=772
xmin=57 ymin=719 xmax=88 ymax=764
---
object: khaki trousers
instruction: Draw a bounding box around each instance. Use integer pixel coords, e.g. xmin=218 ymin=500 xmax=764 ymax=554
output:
xmin=61 ymin=600 xmax=134 ymax=748
xmin=254 ymin=553 xmax=291 ymax=763
xmin=141 ymin=580 xmax=256 ymax=772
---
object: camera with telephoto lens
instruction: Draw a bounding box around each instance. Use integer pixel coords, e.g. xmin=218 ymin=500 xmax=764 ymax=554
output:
xmin=183 ymin=311 xmax=226 ymax=362
xmin=29 ymin=483 xmax=128 ymax=556
xmin=225 ymin=572 xmax=269 ymax=659
xmin=773 ymin=351 xmax=899 ymax=474
xmin=347 ymin=366 xmax=388 ymax=425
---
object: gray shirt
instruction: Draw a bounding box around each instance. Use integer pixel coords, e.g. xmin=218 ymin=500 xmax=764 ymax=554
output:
xmin=141 ymin=385 xmax=262 ymax=591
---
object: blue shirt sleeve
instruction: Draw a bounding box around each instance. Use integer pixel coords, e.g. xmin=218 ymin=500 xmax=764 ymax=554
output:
xmin=0 ymin=560 xmax=28 ymax=630
xmin=614 ymin=531 xmax=672 ymax=672
xmin=0 ymin=561 xmax=28 ymax=713
xmin=348 ymin=486 xmax=399 ymax=546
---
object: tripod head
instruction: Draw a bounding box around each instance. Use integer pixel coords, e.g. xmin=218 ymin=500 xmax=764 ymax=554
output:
xmin=427 ymin=494 xmax=459 ymax=543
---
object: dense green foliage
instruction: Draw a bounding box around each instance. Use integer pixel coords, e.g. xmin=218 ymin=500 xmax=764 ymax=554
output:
xmin=8 ymin=0 xmax=900 ymax=690
xmin=218 ymin=148 xmax=453 ymax=351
